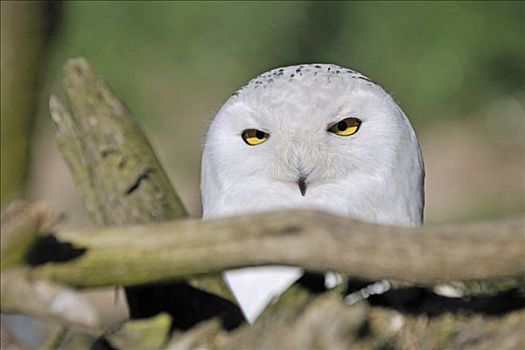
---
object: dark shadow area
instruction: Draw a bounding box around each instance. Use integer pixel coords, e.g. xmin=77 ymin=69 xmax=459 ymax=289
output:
xmin=345 ymin=277 xmax=377 ymax=294
xmin=368 ymin=286 xmax=525 ymax=317
xmin=25 ymin=234 xmax=86 ymax=265
xmin=125 ymin=282 xmax=245 ymax=332
xmin=89 ymin=283 xmax=245 ymax=350
xmin=297 ymin=271 xmax=327 ymax=294
xmin=344 ymin=278 xmax=525 ymax=316
xmin=91 ymin=337 xmax=117 ymax=350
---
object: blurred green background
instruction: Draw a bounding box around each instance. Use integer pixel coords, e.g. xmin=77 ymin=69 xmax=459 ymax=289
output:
xmin=2 ymin=1 xmax=524 ymax=225
xmin=1 ymin=1 xmax=524 ymax=347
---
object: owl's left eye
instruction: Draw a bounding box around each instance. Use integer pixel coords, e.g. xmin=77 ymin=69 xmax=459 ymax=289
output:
xmin=328 ymin=117 xmax=361 ymax=136
xmin=242 ymin=129 xmax=269 ymax=145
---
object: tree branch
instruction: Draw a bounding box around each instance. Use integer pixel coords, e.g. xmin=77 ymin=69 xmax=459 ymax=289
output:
xmin=30 ymin=210 xmax=524 ymax=288
xmin=49 ymin=60 xmax=186 ymax=225
xmin=48 ymin=57 xmax=236 ymax=316
xmin=1 ymin=201 xmax=57 ymax=268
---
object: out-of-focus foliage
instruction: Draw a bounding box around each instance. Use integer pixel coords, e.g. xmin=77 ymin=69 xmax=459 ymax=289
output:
xmin=48 ymin=1 xmax=524 ymax=126
xmin=1 ymin=2 xmax=55 ymax=207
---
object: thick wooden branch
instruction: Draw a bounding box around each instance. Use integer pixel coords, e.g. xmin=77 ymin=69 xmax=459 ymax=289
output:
xmin=31 ymin=211 xmax=524 ymax=288
xmin=49 ymin=57 xmax=233 ymax=304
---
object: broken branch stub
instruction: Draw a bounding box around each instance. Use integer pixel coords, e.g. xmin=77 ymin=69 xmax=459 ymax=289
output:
xmin=50 ymin=58 xmax=186 ymax=225
xmin=49 ymin=58 xmax=236 ymax=315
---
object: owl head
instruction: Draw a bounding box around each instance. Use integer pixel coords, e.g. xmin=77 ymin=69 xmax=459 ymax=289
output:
xmin=201 ymin=64 xmax=424 ymax=225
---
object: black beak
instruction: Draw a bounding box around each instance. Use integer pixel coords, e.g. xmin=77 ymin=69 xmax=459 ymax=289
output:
xmin=298 ymin=176 xmax=307 ymax=196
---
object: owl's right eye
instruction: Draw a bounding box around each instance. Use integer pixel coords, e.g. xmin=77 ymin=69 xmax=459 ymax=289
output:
xmin=242 ymin=129 xmax=269 ymax=146
xmin=328 ymin=117 xmax=361 ymax=137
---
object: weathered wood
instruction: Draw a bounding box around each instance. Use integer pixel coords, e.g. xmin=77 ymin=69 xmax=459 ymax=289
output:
xmin=50 ymin=59 xmax=186 ymax=225
xmin=224 ymin=287 xmax=368 ymax=349
xmin=166 ymin=287 xmax=368 ymax=350
xmin=49 ymin=58 xmax=237 ymax=324
xmin=0 ymin=201 xmax=101 ymax=347
xmin=1 ymin=201 xmax=57 ymax=268
xmin=166 ymin=285 xmax=525 ymax=350
xmin=365 ymin=307 xmax=525 ymax=350
xmin=106 ymin=313 xmax=171 ymax=349
xmin=31 ymin=211 xmax=524 ymax=287
xmin=0 ymin=268 xmax=99 ymax=331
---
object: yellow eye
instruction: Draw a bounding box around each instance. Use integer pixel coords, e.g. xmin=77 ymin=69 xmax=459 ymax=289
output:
xmin=242 ymin=129 xmax=269 ymax=145
xmin=328 ymin=117 xmax=361 ymax=136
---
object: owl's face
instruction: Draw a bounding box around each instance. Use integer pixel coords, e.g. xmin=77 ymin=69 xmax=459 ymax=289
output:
xmin=202 ymin=64 xmax=424 ymax=225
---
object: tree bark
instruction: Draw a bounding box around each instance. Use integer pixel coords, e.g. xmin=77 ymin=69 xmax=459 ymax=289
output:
xmin=28 ymin=211 xmax=524 ymax=287
xmin=49 ymin=58 xmax=241 ymax=330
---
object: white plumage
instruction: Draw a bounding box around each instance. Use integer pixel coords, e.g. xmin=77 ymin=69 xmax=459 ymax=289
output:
xmin=201 ymin=64 xmax=424 ymax=323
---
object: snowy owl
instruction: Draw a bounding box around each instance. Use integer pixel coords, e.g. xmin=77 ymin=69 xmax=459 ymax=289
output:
xmin=201 ymin=64 xmax=425 ymax=323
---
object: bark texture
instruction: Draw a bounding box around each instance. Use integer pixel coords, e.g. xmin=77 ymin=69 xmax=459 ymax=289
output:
xmin=26 ymin=211 xmax=524 ymax=287
xmin=49 ymin=58 xmax=240 ymax=329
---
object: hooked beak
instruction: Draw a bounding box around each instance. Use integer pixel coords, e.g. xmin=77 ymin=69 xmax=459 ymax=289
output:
xmin=297 ymin=176 xmax=307 ymax=196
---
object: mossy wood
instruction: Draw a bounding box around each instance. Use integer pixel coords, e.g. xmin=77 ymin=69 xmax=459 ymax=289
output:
xmin=50 ymin=58 xmax=185 ymax=225
xmin=49 ymin=58 xmax=234 ymax=312
xmin=31 ymin=211 xmax=524 ymax=287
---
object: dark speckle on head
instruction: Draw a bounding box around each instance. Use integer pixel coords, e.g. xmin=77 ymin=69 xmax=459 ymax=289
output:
xmin=232 ymin=64 xmax=377 ymax=97
xmin=357 ymin=76 xmax=375 ymax=83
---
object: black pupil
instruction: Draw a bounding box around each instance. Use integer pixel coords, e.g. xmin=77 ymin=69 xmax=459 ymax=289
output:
xmin=255 ymin=130 xmax=265 ymax=139
xmin=337 ymin=121 xmax=348 ymax=131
